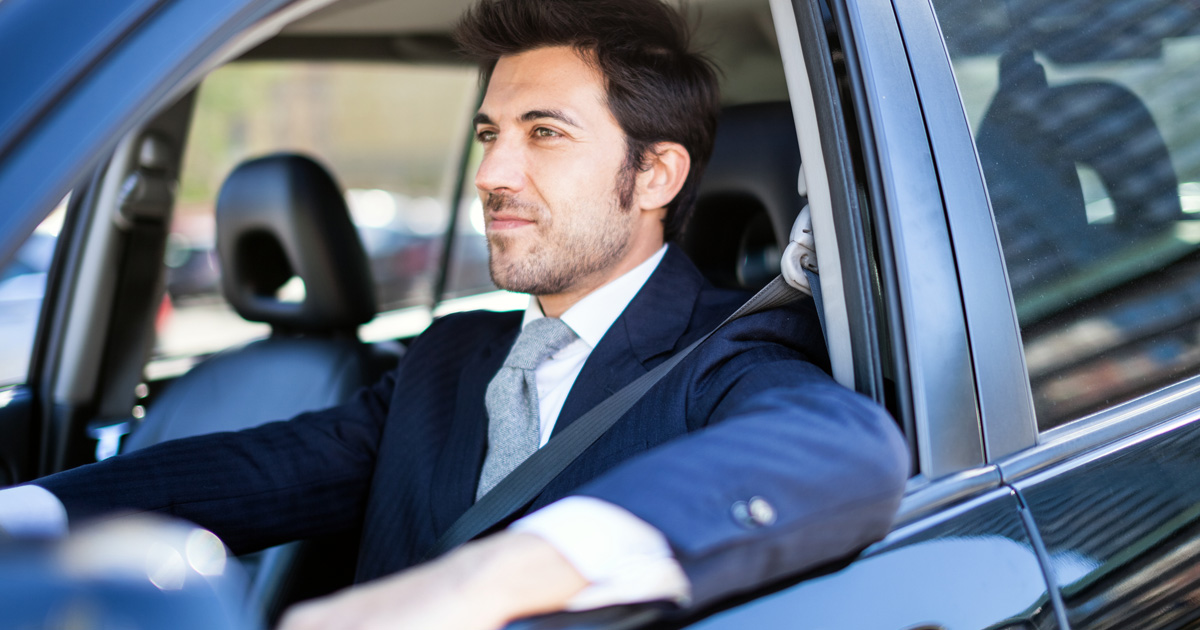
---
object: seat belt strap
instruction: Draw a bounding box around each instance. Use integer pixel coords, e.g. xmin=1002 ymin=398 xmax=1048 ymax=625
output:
xmin=803 ymin=266 xmax=827 ymax=343
xmin=424 ymin=275 xmax=806 ymax=560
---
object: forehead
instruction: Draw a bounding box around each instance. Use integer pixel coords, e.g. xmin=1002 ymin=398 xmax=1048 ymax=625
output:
xmin=479 ymin=46 xmax=613 ymax=125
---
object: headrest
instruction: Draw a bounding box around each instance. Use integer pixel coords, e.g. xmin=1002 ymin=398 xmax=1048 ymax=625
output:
xmin=216 ymin=153 xmax=376 ymax=332
xmin=685 ymin=102 xmax=802 ymax=290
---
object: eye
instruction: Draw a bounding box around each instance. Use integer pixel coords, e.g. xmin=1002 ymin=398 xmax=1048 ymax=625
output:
xmin=534 ymin=127 xmax=561 ymax=138
xmin=476 ymin=129 xmax=497 ymax=143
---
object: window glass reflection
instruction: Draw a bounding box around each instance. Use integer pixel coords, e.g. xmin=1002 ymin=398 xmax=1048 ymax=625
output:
xmin=932 ymin=0 xmax=1200 ymax=428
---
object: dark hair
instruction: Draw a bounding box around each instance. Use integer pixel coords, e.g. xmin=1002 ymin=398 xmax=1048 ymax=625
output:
xmin=454 ymin=0 xmax=720 ymax=242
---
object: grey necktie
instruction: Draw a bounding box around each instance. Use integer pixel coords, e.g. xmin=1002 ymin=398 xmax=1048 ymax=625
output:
xmin=476 ymin=317 xmax=578 ymax=500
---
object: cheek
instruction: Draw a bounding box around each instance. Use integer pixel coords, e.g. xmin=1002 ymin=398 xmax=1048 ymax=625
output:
xmin=532 ymin=149 xmax=622 ymax=204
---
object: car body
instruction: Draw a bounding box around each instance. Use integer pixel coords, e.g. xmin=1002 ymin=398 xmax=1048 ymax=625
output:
xmin=2 ymin=0 xmax=1200 ymax=628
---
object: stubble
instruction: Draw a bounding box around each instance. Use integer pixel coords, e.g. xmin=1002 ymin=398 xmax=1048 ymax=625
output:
xmin=484 ymin=191 xmax=635 ymax=296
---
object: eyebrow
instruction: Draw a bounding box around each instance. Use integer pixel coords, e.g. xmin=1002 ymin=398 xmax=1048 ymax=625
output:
xmin=521 ymin=109 xmax=581 ymax=128
xmin=472 ymin=109 xmax=582 ymax=129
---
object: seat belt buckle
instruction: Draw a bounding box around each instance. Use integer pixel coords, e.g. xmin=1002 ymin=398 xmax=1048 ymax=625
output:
xmin=782 ymin=205 xmax=818 ymax=296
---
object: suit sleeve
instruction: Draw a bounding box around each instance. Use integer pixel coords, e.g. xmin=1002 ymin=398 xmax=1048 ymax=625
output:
xmin=575 ymin=310 xmax=910 ymax=609
xmin=34 ymin=369 xmax=396 ymax=554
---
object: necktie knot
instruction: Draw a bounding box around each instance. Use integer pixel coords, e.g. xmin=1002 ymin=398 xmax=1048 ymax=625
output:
xmin=504 ymin=317 xmax=577 ymax=370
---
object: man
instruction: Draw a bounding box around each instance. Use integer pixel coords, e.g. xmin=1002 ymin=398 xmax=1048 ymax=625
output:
xmin=0 ymin=0 xmax=909 ymax=628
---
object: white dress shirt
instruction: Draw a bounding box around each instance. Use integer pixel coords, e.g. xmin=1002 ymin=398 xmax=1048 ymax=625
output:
xmin=0 ymin=244 xmax=690 ymax=608
xmin=0 ymin=484 xmax=68 ymax=538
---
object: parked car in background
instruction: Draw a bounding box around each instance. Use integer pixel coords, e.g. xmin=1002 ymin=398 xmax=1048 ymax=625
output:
xmin=2 ymin=0 xmax=1200 ymax=628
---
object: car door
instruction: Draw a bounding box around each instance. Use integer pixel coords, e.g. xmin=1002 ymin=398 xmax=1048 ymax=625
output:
xmin=0 ymin=0 xmax=167 ymax=489
xmin=927 ymin=0 xmax=1200 ymax=626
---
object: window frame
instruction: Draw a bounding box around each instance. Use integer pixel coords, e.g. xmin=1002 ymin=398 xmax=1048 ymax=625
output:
xmin=803 ymin=0 xmax=989 ymax=484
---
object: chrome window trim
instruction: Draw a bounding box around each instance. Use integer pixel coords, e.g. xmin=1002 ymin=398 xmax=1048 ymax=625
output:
xmin=885 ymin=484 xmax=1013 ymax=545
xmin=998 ymin=375 xmax=1200 ymax=484
xmin=893 ymin=465 xmax=1003 ymax=528
xmin=891 ymin=0 xmax=1037 ymax=461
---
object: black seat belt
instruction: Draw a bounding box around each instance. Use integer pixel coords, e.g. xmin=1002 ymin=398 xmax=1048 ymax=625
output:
xmin=425 ymin=274 xmax=811 ymax=559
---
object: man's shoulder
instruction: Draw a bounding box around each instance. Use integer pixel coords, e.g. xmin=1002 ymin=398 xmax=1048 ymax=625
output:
xmin=689 ymin=282 xmax=820 ymax=336
xmin=690 ymin=286 xmax=830 ymax=373
xmin=425 ymin=308 xmax=523 ymax=337
xmin=403 ymin=309 xmax=523 ymax=359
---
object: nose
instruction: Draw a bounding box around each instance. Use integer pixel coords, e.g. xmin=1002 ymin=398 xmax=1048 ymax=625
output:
xmin=474 ymin=136 xmax=526 ymax=195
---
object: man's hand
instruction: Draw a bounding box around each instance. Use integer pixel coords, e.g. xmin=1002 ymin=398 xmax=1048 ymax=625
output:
xmin=278 ymin=532 xmax=589 ymax=630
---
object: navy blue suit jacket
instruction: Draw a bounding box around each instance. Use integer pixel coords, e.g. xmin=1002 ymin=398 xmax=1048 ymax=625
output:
xmin=39 ymin=245 xmax=909 ymax=608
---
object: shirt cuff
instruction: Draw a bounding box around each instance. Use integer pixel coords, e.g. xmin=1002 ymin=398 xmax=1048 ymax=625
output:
xmin=0 ymin=484 xmax=69 ymax=538
xmin=510 ymin=496 xmax=691 ymax=611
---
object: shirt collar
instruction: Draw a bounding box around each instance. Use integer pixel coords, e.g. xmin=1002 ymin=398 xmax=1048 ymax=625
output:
xmin=522 ymin=244 xmax=669 ymax=348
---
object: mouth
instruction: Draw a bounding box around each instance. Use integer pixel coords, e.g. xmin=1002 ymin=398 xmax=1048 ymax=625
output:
xmin=487 ymin=213 xmax=536 ymax=231
xmin=484 ymin=194 xmax=539 ymax=232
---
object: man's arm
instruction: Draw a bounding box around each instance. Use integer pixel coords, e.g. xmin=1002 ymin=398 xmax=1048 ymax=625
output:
xmin=578 ymin=360 xmax=910 ymax=608
xmin=25 ymin=368 xmax=396 ymax=553
xmin=280 ymin=531 xmax=589 ymax=630
xmin=0 ymin=485 xmax=68 ymax=538
xmin=280 ymin=357 xmax=908 ymax=629
xmin=509 ymin=497 xmax=691 ymax=609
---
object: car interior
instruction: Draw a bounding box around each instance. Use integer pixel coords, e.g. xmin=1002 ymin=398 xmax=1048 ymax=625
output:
xmin=2 ymin=0 xmax=864 ymax=624
xmin=11 ymin=0 xmax=1200 ymax=626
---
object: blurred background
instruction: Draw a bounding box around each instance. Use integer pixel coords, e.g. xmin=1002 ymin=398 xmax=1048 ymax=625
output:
xmin=0 ymin=61 xmax=500 ymax=385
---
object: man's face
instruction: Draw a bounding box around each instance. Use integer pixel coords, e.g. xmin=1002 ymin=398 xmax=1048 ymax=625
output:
xmin=473 ymin=46 xmax=639 ymax=297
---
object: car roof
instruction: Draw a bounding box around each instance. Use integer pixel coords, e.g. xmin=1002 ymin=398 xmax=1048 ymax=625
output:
xmin=251 ymin=0 xmax=787 ymax=105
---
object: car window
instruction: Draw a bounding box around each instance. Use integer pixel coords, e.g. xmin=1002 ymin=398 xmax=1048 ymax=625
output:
xmin=0 ymin=196 xmax=68 ymax=386
xmin=443 ymin=142 xmax=495 ymax=300
xmin=932 ymin=0 xmax=1200 ymax=430
xmin=152 ymin=61 xmax=477 ymax=377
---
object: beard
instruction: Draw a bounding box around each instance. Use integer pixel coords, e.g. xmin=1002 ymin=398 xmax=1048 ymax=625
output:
xmin=484 ymin=190 xmax=635 ymax=296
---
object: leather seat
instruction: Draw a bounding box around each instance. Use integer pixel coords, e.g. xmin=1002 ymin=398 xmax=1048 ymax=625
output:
xmin=127 ymin=153 xmax=401 ymax=446
xmin=125 ymin=152 xmax=404 ymax=621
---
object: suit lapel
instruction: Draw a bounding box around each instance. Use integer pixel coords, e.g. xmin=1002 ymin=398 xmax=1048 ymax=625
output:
xmin=429 ymin=324 xmax=518 ymax=533
xmin=429 ymin=246 xmax=709 ymax=530
xmin=551 ymin=245 xmax=705 ymax=436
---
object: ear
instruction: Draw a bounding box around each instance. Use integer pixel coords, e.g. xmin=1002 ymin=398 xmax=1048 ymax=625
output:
xmin=634 ymin=142 xmax=691 ymax=212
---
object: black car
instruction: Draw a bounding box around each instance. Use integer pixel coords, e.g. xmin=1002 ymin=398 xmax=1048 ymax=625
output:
xmin=2 ymin=0 xmax=1200 ymax=628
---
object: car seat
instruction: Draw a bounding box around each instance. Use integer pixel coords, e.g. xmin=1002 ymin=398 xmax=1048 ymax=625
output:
xmin=123 ymin=153 xmax=404 ymax=622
